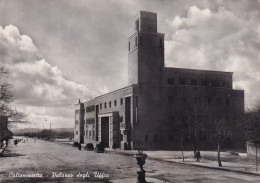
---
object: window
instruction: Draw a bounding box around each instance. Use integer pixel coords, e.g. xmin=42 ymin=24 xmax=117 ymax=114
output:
xmin=159 ymin=38 xmax=163 ymax=48
xmin=168 ymin=96 xmax=174 ymax=104
xmin=86 ymin=118 xmax=95 ymax=124
xmin=76 ymin=120 xmax=78 ymax=125
xmin=212 ymin=81 xmax=219 ymax=87
xmin=226 ymin=98 xmax=230 ymax=105
xmin=76 ymin=131 xmax=78 ymax=135
xmin=120 ymin=116 xmax=123 ymax=122
xmin=202 ymin=80 xmax=209 ymax=86
xmin=89 ymin=130 xmax=91 ymax=138
xmin=135 ymin=37 xmax=137 ymax=47
xmin=100 ymin=103 xmax=102 ymax=109
xmin=139 ymin=36 xmax=143 ymax=47
xmin=114 ymin=100 xmax=117 ymax=106
xmin=86 ymin=130 xmax=88 ymax=137
xmin=104 ymin=102 xmax=107 ymax=108
xmin=179 ymin=79 xmax=185 ymax=85
xmin=120 ymin=98 xmax=123 ymax=105
xmin=201 ymin=80 xmax=205 ymax=86
xmin=216 ymin=98 xmax=222 ymax=105
xmin=145 ymin=135 xmax=149 ymax=143
xmin=168 ymin=78 xmax=174 ymax=85
xmin=191 ymin=79 xmax=197 ymax=85
xmin=128 ymin=42 xmax=130 ymax=51
xmin=135 ymin=19 xmax=139 ymax=31
xmin=109 ymin=101 xmax=111 ymax=108
xmin=154 ymin=135 xmax=158 ymax=142
xmin=86 ymin=106 xmax=96 ymax=112
xmin=168 ymin=135 xmax=174 ymax=142
xmin=92 ymin=130 xmax=95 ymax=140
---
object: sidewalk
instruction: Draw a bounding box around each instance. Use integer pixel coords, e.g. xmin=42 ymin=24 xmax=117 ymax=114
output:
xmin=57 ymin=140 xmax=260 ymax=176
xmin=108 ymin=149 xmax=260 ymax=176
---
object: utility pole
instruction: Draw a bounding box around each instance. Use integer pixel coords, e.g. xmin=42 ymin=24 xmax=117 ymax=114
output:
xmin=256 ymin=146 xmax=258 ymax=172
xmin=50 ymin=123 xmax=52 ymax=141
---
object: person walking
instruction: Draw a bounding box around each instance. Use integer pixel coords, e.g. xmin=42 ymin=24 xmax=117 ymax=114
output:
xmin=195 ymin=151 xmax=201 ymax=162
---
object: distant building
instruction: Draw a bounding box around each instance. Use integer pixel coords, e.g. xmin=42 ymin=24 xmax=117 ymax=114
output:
xmin=74 ymin=11 xmax=244 ymax=150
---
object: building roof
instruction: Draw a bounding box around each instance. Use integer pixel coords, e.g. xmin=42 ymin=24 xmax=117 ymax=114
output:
xmin=163 ymin=67 xmax=233 ymax=75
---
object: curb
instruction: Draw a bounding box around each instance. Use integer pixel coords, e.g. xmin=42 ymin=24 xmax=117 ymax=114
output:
xmin=113 ymin=150 xmax=260 ymax=177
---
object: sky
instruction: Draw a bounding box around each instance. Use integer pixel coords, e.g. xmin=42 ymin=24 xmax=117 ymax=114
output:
xmin=0 ymin=0 xmax=260 ymax=129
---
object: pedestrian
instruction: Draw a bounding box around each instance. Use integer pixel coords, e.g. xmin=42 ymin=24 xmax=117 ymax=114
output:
xmin=195 ymin=151 xmax=201 ymax=162
xmin=78 ymin=143 xmax=82 ymax=151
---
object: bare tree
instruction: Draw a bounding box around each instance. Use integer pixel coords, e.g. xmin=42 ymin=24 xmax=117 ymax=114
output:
xmin=178 ymin=104 xmax=208 ymax=157
xmin=165 ymin=103 xmax=208 ymax=160
xmin=210 ymin=117 xmax=233 ymax=167
xmin=241 ymin=106 xmax=260 ymax=141
xmin=0 ymin=65 xmax=27 ymax=156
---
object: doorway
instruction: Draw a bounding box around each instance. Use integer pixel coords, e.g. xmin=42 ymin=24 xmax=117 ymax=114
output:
xmin=101 ymin=117 xmax=109 ymax=147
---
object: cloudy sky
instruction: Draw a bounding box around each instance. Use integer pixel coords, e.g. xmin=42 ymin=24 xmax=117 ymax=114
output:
xmin=0 ymin=0 xmax=260 ymax=129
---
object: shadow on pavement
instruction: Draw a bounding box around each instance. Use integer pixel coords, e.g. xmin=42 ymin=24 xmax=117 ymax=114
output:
xmin=0 ymin=153 xmax=25 ymax=158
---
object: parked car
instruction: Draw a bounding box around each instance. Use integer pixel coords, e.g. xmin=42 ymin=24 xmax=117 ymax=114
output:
xmin=95 ymin=142 xmax=105 ymax=153
xmin=72 ymin=142 xmax=79 ymax=147
xmin=84 ymin=143 xmax=94 ymax=151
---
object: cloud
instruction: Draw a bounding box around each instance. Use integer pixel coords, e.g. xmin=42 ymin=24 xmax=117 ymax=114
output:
xmin=0 ymin=25 xmax=102 ymax=127
xmin=165 ymin=5 xmax=260 ymax=108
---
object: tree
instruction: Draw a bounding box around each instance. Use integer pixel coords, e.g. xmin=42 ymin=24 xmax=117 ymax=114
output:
xmin=242 ymin=106 xmax=260 ymax=141
xmin=166 ymin=103 xmax=208 ymax=160
xmin=211 ymin=117 xmax=234 ymax=167
xmin=0 ymin=65 xmax=27 ymax=156
xmin=177 ymin=103 xmax=208 ymax=157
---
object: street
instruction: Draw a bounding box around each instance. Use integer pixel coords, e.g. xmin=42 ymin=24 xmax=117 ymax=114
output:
xmin=0 ymin=138 xmax=260 ymax=183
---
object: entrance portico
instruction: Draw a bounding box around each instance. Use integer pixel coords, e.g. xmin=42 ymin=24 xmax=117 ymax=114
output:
xmin=98 ymin=112 xmax=120 ymax=148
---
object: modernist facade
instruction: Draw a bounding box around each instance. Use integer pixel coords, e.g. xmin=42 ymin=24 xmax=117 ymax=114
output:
xmin=74 ymin=11 xmax=244 ymax=150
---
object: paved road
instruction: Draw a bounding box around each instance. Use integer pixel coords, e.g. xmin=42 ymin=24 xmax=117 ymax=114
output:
xmin=0 ymin=137 xmax=260 ymax=183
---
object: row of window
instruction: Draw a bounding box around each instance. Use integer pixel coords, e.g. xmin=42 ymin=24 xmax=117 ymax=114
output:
xmin=167 ymin=115 xmax=230 ymax=124
xmin=168 ymin=133 xmax=209 ymax=143
xmin=144 ymin=135 xmax=158 ymax=143
xmin=86 ymin=106 xmax=95 ymax=112
xmin=100 ymin=98 xmax=124 ymax=110
xmin=168 ymin=78 xmax=228 ymax=88
xmin=85 ymin=130 xmax=95 ymax=140
xmin=168 ymin=96 xmax=230 ymax=106
xmin=86 ymin=118 xmax=95 ymax=124
xmin=128 ymin=37 xmax=163 ymax=51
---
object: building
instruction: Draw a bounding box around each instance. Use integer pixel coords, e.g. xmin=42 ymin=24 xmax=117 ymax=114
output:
xmin=74 ymin=11 xmax=244 ymax=150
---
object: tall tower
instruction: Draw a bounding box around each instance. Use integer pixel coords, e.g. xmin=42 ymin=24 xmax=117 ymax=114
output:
xmin=128 ymin=11 xmax=165 ymax=85
xmin=128 ymin=11 xmax=165 ymax=149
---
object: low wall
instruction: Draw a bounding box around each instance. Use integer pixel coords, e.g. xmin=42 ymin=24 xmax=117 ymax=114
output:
xmin=247 ymin=141 xmax=260 ymax=159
